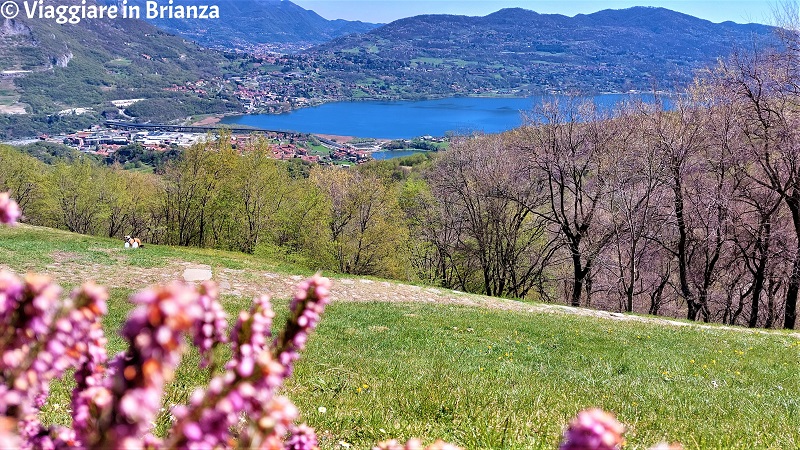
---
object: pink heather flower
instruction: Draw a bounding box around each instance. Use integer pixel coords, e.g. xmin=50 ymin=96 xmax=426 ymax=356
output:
xmin=168 ymin=276 xmax=332 ymax=450
xmin=193 ymin=281 xmax=228 ymax=368
xmin=560 ymin=409 xmax=625 ymax=450
xmin=0 ymin=273 xmax=63 ymax=419
xmin=0 ymin=193 xmax=20 ymax=225
xmin=164 ymin=292 xmax=275 ymax=449
xmin=93 ymin=281 xmax=205 ymax=448
xmin=257 ymin=395 xmax=298 ymax=438
xmin=285 ymin=423 xmax=318 ymax=450
xmin=274 ymin=274 xmax=331 ymax=378
xmin=231 ymin=294 xmax=275 ymax=359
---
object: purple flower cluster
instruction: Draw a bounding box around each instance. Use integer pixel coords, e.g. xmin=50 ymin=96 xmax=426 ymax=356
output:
xmin=193 ymin=281 xmax=228 ymax=368
xmin=167 ymin=275 xmax=332 ymax=450
xmin=69 ymin=283 xmax=113 ymax=448
xmin=231 ymin=294 xmax=275 ymax=361
xmin=285 ymin=423 xmax=318 ymax=450
xmin=0 ymin=273 xmax=107 ymax=449
xmin=560 ymin=408 xmax=625 ymax=450
xmin=43 ymin=283 xmax=108 ymax=448
xmin=0 ymin=192 xmax=20 ymax=225
xmin=0 ymin=264 xmax=478 ymax=450
xmin=95 ymin=282 xmax=207 ymax=449
xmin=164 ymin=293 xmax=275 ymax=449
xmin=273 ymin=275 xmax=331 ymax=378
xmin=0 ymin=273 xmax=63 ymax=419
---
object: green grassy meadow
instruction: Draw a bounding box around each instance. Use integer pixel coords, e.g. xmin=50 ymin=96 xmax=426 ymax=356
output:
xmin=2 ymin=226 xmax=799 ymax=449
xmin=0 ymin=225 xmax=310 ymax=274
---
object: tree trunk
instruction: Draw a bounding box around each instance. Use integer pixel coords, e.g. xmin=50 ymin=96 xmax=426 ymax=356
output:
xmin=784 ymin=195 xmax=800 ymax=329
xmin=749 ymin=256 xmax=767 ymax=328
xmin=784 ymin=255 xmax=799 ymax=329
xmin=571 ymin=246 xmax=583 ymax=307
xmin=671 ymin=165 xmax=696 ymax=320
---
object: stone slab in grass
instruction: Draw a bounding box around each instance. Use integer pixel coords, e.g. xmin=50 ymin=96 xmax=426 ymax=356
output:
xmin=183 ymin=266 xmax=212 ymax=282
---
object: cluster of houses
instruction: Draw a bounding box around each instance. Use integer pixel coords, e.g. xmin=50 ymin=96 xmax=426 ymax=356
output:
xmin=50 ymin=124 xmax=377 ymax=166
xmin=229 ymin=135 xmax=322 ymax=163
xmin=330 ymin=147 xmax=371 ymax=164
xmin=270 ymin=143 xmax=320 ymax=163
xmin=232 ymin=76 xmax=317 ymax=112
xmin=164 ymin=81 xmax=209 ymax=95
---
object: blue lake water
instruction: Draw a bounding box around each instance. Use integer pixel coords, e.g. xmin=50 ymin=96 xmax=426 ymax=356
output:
xmin=221 ymin=94 xmax=656 ymax=139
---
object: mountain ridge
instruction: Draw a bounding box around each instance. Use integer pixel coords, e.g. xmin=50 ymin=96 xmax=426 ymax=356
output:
xmin=299 ymin=6 xmax=777 ymax=95
xmin=132 ymin=0 xmax=381 ymax=51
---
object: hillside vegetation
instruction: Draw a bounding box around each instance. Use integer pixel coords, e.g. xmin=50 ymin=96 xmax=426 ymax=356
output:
xmin=134 ymin=0 xmax=380 ymax=51
xmin=3 ymin=13 xmax=800 ymax=333
xmin=0 ymin=0 xmax=245 ymax=137
xmin=293 ymin=7 xmax=776 ymax=98
xmin=0 ymin=224 xmax=798 ymax=449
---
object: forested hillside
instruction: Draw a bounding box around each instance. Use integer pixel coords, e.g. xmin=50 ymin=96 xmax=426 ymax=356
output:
xmin=134 ymin=0 xmax=380 ymax=50
xmin=300 ymin=7 xmax=776 ymax=96
xmin=0 ymin=0 xmax=246 ymax=137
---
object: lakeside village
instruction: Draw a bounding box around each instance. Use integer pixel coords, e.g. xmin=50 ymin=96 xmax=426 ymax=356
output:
xmin=30 ymin=124 xmax=447 ymax=166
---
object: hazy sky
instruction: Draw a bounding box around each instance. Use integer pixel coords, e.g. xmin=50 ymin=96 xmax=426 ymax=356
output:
xmin=292 ymin=1 xmax=779 ymax=25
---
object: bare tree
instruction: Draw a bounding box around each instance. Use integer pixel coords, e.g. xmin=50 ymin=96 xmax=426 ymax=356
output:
xmin=520 ymin=99 xmax=617 ymax=307
xmin=604 ymin=103 xmax=671 ymax=312
xmin=428 ymin=133 xmax=556 ymax=298
xmin=716 ymin=47 xmax=800 ymax=328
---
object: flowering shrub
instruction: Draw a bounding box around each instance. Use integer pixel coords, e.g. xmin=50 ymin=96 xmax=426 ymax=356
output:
xmin=0 ymin=265 xmax=331 ymax=449
xmin=560 ymin=409 xmax=625 ymax=450
xmin=0 ymin=192 xmax=20 ymax=226
xmin=0 ymin=192 xmax=681 ymax=450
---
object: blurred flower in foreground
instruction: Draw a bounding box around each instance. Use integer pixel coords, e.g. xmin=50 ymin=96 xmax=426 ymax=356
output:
xmin=560 ymin=408 xmax=625 ymax=450
xmin=0 ymin=193 xmax=20 ymax=225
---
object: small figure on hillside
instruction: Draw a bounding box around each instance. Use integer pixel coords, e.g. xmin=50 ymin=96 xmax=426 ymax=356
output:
xmin=124 ymin=235 xmax=144 ymax=248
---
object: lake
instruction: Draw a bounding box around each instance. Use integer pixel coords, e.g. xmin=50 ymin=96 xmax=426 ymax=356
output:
xmin=221 ymin=94 xmax=655 ymax=139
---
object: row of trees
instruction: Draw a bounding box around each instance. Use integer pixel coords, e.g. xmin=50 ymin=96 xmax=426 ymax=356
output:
xmin=0 ymin=138 xmax=412 ymax=281
xmin=408 ymin=35 xmax=800 ymax=328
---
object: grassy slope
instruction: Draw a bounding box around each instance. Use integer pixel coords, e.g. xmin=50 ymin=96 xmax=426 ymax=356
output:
xmin=1 ymin=225 xmax=799 ymax=449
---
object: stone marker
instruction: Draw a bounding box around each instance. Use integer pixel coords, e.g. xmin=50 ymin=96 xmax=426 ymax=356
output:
xmin=183 ymin=267 xmax=213 ymax=282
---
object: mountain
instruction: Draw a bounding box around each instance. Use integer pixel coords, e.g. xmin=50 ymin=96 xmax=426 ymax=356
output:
xmin=300 ymin=6 xmax=777 ymax=95
xmin=137 ymin=0 xmax=381 ymax=51
xmin=0 ymin=0 xmax=245 ymax=136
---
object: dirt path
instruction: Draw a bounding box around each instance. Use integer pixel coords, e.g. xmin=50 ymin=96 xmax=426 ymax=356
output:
xmin=11 ymin=253 xmax=800 ymax=339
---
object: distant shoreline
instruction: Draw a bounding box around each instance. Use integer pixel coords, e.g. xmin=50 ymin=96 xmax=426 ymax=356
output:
xmin=187 ymin=116 xmax=397 ymax=142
